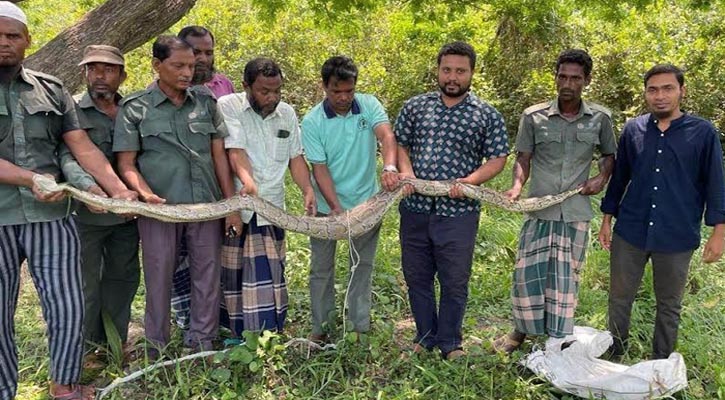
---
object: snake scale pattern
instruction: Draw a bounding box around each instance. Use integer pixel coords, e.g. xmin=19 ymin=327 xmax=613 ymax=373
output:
xmin=33 ymin=174 xmax=581 ymax=240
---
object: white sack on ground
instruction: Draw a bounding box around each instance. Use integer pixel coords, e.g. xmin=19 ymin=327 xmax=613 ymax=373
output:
xmin=521 ymin=326 xmax=688 ymax=399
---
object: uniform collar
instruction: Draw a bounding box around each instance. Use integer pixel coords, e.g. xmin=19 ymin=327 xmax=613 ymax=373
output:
xmin=78 ymin=91 xmax=122 ymax=109
xmin=547 ymin=98 xmax=593 ymax=117
xmin=150 ymin=81 xmax=193 ymax=107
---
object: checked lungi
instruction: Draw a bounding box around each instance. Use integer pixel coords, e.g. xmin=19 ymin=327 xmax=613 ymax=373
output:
xmin=511 ymin=219 xmax=589 ymax=338
xmin=220 ymin=214 xmax=288 ymax=336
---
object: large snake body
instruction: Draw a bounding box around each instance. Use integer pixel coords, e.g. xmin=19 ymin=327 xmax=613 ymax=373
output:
xmin=33 ymin=175 xmax=581 ymax=240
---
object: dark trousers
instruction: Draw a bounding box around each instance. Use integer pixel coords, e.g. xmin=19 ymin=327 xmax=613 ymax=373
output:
xmin=608 ymin=234 xmax=694 ymax=359
xmin=78 ymin=220 xmax=140 ymax=345
xmin=399 ymin=207 xmax=479 ymax=354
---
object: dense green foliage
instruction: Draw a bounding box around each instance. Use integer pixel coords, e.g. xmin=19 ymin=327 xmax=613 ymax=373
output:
xmin=14 ymin=0 xmax=725 ymax=398
xmin=23 ymin=0 xmax=725 ymax=134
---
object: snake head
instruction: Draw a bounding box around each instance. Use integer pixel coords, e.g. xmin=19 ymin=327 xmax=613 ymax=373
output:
xmin=32 ymin=174 xmax=61 ymax=195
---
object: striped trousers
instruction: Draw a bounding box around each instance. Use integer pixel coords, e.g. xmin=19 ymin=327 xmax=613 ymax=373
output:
xmin=0 ymin=219 xmax=84 ymax=399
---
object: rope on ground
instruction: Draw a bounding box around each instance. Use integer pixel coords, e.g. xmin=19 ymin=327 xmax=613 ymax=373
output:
xmin=96 ymin=350 xmax=221 ymax=399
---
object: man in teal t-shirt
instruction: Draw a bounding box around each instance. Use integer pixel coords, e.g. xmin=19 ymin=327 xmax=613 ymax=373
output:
xmin=301 ymin=56 xmax=399 ymax=342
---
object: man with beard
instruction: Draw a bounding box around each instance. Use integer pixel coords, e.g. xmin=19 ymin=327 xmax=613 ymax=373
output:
xmin=216 ymin=58 xmax=315 ymax=337
xmin=302 ymin=56 xmax=399 ymax=343
xmin=395 ymin=41 xmax=509 ymax=360
xmin=170 ymin=25 xmax=236 ymax=331
xmin=114 ymin=36 xmax=238 ymax=357
xmin=0 ymin=3 xmax=137 ymax=399
xmin=60 ymin=45 xmax=140 ymax=366
xmin=599 ymin=64 xmax=725 ymax=359
xmin=493 ymin=49 xmax=616 ymax=354
xmin=178 ymin=25 xmax=235 ymax=98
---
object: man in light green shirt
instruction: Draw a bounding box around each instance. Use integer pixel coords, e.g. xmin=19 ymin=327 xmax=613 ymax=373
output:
xmin=301 ymin=56 xmax=399 ymax=342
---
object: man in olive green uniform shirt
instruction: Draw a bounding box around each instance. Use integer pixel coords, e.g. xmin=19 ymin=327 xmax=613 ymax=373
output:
xmin=0 ymin=4 xmax=136 ymax=399
xmin=114 ymin=36 xmax=238 ymax=354
xmin=60 ymin=45 xmax=140 ymax=354
xmin=494 ymin=49 xmax=616 ymax=353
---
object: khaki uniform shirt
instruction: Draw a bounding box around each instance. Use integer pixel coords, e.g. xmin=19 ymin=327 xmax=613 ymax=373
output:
xmin=516 ymin=99 xmax=617 ymax=222
xmin=60 ymin=92 xmax=125 ymax=226
xmin=112 ymin=84 xmax=228 ymax=204
xmin=0 ymin=68 xmax=82 ymax=226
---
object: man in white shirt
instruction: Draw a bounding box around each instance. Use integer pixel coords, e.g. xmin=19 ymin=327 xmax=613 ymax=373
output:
xmin=217 ymin=58 xmax=315 ymax=335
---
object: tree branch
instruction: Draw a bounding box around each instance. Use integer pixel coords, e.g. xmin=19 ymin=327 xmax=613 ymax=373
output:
xmin=24 ymin=0 xmax=197 ymax=92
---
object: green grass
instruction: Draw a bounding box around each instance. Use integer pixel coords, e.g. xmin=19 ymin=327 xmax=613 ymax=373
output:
xmin=14 ymin=161 xmax=725 ymax=399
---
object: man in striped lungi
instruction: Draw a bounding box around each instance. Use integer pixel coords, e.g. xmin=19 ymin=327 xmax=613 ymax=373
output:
xmin=493 ymin=49 xmax=617 ymax=353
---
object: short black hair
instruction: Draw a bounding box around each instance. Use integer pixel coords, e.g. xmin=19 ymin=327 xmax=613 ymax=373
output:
xmin=152 ymin=35 xmax=192 ymax=62
xmin=321 ymin=56 xmax=358 ymax=86
xmin=437 ymin=41 xmax=476 ymax=70
xmin=178 ymin=25 xmax=215 ymax=45
xmin=644 ymin=64 xmax=685 ymax=87
xmin=555 ymin=49 xmax=593 ymax=77
xmin=243 ymin=57 xmax=283 ymax=86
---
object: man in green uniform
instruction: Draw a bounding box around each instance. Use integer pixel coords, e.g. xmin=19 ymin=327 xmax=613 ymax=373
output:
xmin=60 ymin=45 xmax=140 ymax=364
xmin=0 ymin=3 xmax=136 ymax=399
xmin=114 ymin=36 xmax=238 ymax=356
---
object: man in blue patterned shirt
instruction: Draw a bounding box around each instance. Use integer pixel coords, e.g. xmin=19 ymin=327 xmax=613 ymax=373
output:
xmin=395 ymin=41 xmax=509 ymax=360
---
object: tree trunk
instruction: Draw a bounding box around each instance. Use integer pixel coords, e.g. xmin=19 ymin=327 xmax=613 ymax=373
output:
xmin=23 ymin=0 xmax=198 ymax=92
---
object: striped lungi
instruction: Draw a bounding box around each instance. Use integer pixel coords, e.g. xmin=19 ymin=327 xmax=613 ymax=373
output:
xmin=511 ymin=219 xmax=589 ymax=338
xmin=220 ymin=214 xmax=287 ymax=336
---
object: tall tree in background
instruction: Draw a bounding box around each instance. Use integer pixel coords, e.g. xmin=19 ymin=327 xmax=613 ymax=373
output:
xmin=9 ymin=0 xmax=197 ymax=91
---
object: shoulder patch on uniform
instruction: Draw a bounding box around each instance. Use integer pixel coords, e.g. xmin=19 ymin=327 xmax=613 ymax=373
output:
xmin=119 ymin=89 xmax=151 ymax=106
xmin=523 ymin=102 xmax=551 ymax=115
xmin=588 ymin=102 xmax=613 ymax=118
xmin=24 ymin=68 xmax=65 ymax=86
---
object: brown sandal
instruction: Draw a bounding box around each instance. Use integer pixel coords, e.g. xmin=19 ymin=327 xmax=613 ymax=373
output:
xmin=50 ymin=384 xmax=95 ymax=400
xmin=491 ymin=334 xmax=523 ymax=354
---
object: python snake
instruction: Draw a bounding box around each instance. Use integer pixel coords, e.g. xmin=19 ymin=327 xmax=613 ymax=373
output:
xmin=33 ymin=174 xmax=581 ymax=240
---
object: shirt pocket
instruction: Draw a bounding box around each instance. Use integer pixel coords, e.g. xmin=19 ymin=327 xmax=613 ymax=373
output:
xmin=139 ymin=119 xmax=172 ymax=152
xmin=188 ymin=119 xmax=216 ymax=153
xmin=22 ymin=101 xmax=63 ymax=142
xmin=87 ymin=127 xmax=114 ymax=159
xmin=575 ymin=127 xmax=601 ymax=145
xmin=272 ymin=136 xmax=290 ymax=162
xmin=534 ymin=128 xmax=562 ymax=144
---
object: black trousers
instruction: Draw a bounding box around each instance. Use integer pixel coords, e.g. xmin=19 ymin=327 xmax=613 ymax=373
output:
xmin=608 ymin=234 xmax=694 ymax=359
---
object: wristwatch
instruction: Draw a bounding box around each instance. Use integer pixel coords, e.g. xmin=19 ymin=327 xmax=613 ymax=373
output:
xmin=382 ymin=165 xmax=398 ymax=173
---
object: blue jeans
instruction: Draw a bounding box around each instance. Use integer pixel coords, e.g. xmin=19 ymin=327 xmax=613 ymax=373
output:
xmin=399 ymin=207 xmax=479 ymax=354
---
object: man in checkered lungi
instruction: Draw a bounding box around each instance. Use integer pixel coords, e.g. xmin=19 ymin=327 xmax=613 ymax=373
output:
xmin=493 ymin=49 xmax=617 ymax=353
xmin=217 ymin=58 xmax=315 ymax=335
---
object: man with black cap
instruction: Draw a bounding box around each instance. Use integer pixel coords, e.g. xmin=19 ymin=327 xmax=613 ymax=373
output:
xmin=0 ymin=3 xmax=136 ymax=399
xmin=60 ymin=45 xmax=140 ymax=366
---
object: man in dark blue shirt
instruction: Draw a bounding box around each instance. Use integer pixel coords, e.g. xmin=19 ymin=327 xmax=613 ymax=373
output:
xmin=599 ymin=64 xmax=725 ymax=359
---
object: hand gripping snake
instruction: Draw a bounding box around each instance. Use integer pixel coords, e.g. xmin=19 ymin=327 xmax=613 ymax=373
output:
xmin=33 ymin=174 xmax=581 ymax=240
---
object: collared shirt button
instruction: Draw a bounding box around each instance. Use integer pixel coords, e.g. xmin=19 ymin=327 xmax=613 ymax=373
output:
xmin=654 ymin=186 xmax=658 ymax=190
xmin=652 ymin=204 xmax=656 ymax=208
xmin=649 ymin=221 xmax=654 ymax=226
xmin=660 ymin=133 xmax=665 ymax=137
xmin=655 ymin=168 xmax=660 ymax=172
xmin=657 ymin=149 xmax=662 ymax=154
